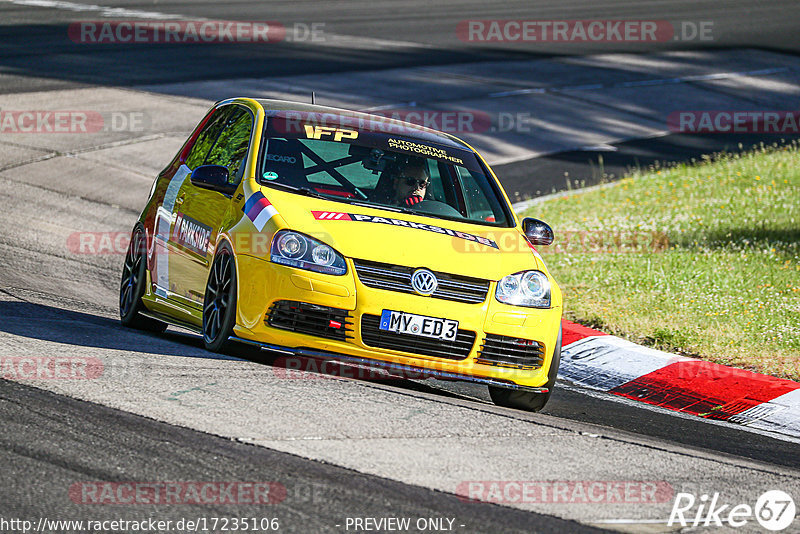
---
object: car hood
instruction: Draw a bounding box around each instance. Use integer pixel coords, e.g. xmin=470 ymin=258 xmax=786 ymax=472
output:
xmin=263 ymin=187 xmax=545 ymax=280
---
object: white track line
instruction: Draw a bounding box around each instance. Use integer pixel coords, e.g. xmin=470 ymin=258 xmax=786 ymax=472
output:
xmin=488 ymin=67 xmax=789 ymax=98
xmin=2 ymin=0 xmax=183 ymax=19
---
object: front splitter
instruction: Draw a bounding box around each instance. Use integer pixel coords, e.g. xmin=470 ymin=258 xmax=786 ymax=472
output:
xmin=229 ymin=336 xmax=548 ymax=393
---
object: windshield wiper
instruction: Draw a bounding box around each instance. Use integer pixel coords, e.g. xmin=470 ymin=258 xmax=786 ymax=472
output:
xmin=261 ymin=183 xmax=418 ymax=216
xmin=346 ymin=200 xmax=415 ymax=214
xmin=261 ymin=181 xmax=327 ymax=199
xmin=349 ymin=200 xmax=468 ymax=223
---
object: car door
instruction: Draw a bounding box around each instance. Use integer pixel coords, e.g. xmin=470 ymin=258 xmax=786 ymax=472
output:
xmin=151 ymin=106 xmax=232 ymax=310
xmin=171 ymin=105 xmax=254 ymax=308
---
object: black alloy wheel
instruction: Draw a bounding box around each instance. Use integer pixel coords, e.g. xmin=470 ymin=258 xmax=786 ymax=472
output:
xmin=119 ymin=224 xmax=166 ymax=332
xmin=203 ymin=242 xmax=237 ymax=353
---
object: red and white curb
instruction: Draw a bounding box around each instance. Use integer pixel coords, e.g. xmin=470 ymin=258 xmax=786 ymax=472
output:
xmin=559 ymin=320 xmax=800 ymax=439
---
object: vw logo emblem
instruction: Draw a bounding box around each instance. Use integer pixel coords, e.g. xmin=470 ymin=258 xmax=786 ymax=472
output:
xmin=411 ymin=269 xmax=438 ymax=296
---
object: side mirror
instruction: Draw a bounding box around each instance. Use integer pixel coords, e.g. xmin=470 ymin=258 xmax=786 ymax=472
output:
xmin=190 ymin=165 xmax=236 ymax=195
xmin=522 ymin=217 xmax=554 ymax=246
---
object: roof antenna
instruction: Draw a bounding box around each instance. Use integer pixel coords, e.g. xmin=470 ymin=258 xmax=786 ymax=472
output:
xmin=311 ymin=91 xmax=316 ymax=105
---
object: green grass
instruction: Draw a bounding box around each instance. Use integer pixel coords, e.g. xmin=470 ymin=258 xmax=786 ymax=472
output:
xmin=523 ymin=142 xmax=800 ymax=380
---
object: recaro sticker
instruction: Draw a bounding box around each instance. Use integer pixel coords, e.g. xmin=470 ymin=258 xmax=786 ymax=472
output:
xmin=311 ymin=211 xmax=498 ymax=249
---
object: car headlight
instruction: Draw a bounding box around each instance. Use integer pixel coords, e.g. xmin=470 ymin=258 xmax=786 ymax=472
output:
xmin=495 ymin=270 xmax=550 ymax=308
xmin=270 ymin=230 xmax=347 ymax=276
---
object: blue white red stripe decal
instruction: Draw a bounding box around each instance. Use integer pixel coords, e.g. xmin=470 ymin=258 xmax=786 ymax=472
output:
xmin=243 ymin=191 xmax=278 ymax=231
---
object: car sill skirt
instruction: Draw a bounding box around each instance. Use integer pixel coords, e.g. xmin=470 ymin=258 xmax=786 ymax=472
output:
xmin=229 ymin=335 xmax=548 ymax=393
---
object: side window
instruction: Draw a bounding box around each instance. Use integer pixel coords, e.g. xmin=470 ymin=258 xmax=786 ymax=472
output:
xmin=205 ymin=107 xmax=253 ymax=185
xmin=185 ymin=107 xmax=233 ymax=170
xmin=456 ymin=166 xmax=506 ymax=223
xmin=459 ymin=168 xmax=491 ymax=216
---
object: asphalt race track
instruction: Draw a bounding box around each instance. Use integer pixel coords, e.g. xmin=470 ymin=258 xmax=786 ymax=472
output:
xmin=1 ymin=1 xmax=799 ymax=532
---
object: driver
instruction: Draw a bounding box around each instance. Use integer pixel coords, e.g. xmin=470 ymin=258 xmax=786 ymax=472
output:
xmin=391 ymin=158 xmax=430 ymax=207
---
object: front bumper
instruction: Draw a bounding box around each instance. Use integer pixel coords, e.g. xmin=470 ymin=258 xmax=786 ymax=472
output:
xmin=234 ymin=255 xmax=562 ymax=388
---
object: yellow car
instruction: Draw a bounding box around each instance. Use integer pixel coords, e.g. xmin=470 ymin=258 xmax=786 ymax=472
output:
xmin=120 ymin=98 xmax=562 ymax=411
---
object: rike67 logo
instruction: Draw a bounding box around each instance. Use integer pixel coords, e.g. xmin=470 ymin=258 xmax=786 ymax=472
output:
xmin=669 ymin=490 xmax=795 ymax=531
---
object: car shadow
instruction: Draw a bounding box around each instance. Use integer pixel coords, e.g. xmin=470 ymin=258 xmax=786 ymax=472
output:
xmin=0 ymin=300 xmax=236 ymax=360
xmin=0 ymin=300 xmax=475 ymax=400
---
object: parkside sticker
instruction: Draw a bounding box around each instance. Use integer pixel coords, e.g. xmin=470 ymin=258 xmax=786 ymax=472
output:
xmin=171 ymin=212 xmax=212 ymax=255
xmin=311 ymin=211 xmax=498 ymax=249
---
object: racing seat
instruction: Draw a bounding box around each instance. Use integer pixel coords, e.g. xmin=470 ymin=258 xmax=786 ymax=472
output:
xmin=371 ymin=170 xmax=396 ymax=204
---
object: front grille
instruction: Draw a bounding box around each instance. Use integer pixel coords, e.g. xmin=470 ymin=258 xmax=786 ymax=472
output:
xmin=360 ymin=314 xmax=475 ymax=360
xmin=353 ymin=259 xmax=490 ymax=304
xmin=267 ymin=301 xmax=352 ymax=341
xmin=477 ymin=334 xmax=544 ymax=369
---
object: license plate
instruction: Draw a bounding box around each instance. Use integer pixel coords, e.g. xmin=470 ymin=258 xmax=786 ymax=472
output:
xmin=379 ymin=310 xmax=459 ymax=341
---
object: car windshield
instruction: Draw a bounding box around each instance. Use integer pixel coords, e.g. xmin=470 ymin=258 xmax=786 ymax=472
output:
xmin=257 ymin=115 xmax=512 ymax=226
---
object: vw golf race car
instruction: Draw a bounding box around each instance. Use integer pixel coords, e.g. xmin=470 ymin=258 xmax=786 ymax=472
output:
xmin=120 ymin=98 xmax=562 ymax=411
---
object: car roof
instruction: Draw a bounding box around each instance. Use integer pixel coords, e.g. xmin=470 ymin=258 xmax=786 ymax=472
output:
xmin=245 ymin=98 xmax=473 ymax=151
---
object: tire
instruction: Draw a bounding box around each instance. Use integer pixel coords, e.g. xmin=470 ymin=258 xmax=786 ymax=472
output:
xmin=202 ymin=241 xmax=237 ymax=353
xmin=488 ymin=327 xmax=562 ymax=412
xmin=119 ymin=224 xmax=167 ymax=333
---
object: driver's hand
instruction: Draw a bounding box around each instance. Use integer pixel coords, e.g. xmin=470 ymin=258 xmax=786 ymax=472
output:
xmin=403 ymin=195 xmax=423 ymax=207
